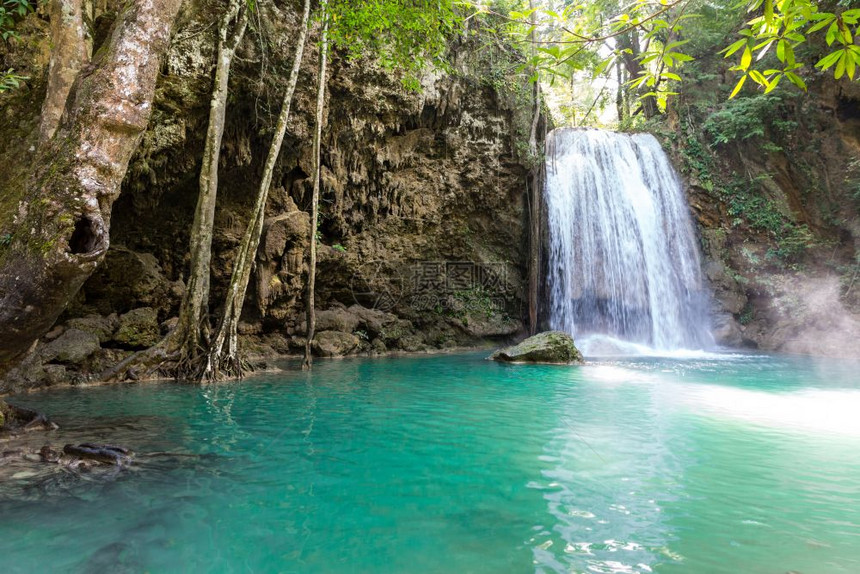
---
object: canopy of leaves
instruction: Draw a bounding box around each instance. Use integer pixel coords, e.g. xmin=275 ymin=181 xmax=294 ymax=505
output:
xmin=327 ymin=0 xmax=461 ymax=87
xmin=496 ymin=0 xmax=860 ymax=123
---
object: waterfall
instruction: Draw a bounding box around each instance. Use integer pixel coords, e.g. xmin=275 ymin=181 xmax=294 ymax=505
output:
xmin=544 ymin=128 xmax=713 ymax=352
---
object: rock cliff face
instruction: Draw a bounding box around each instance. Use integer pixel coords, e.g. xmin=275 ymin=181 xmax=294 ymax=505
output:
xmin=0 ymin=1 xmax=535 ymax=391
xmin=664 ymin=70 xmax=860 ymax=357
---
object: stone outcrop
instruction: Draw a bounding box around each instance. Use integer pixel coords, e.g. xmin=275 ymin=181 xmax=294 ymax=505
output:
xmin=490 ymin=331 xmax=584 ymax=364
xmin=41 ymin=329 xmax=101 ymax=364
xmin=312 ymin=331 xmax=360 ymax=358
xmin=68 ymin=247 xmax=183 ymax=319
xmin=114 ymin=308 xmax=161 ymax=349
xmin=65 ymin=314 xmax=119 ymax=344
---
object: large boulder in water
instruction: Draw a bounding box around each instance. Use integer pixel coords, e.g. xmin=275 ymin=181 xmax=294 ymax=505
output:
xmin=313 ymin=331 xmax=360 ymax=357
xmin=490 ymin=331 xmax=584 ymax=364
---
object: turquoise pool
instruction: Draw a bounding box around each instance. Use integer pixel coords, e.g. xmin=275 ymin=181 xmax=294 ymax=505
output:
xmin=2 ymin=351 xmax=859 ymax=573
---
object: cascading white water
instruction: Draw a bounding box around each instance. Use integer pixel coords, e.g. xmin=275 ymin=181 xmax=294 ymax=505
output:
xmin=545 ymin=128 xmax=713 ymax=352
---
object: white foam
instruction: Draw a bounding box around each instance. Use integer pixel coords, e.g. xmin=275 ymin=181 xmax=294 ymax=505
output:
xmin=577 ymin=334 xmax=751 ymax=360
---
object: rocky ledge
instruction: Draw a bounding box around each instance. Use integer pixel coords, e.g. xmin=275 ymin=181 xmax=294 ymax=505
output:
xmin=489 ymin=331 xmax=584 ymax=364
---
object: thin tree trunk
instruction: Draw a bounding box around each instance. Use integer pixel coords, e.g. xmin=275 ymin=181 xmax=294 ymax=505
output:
xmin=200 ymin=0 xmax=313 ymax=380
xmin=172 ymin=0 xmax=248 ymax=374
xmin=615 ymin=59 xmax=625 ymax=124
xmin=0 ymin=0 xmax=182 ymax=376
xmin=527 ymin=0 xmax=541 ymax=336
xmin=302 ymin=0 xmax=330 ymax=371
xmin=39 ymin=0 xmax=90 ymax=144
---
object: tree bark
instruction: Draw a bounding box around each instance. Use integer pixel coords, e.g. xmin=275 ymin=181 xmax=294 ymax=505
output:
xmin=39 ymin=0 xmax=90 ymax=144
xmin=0 ymin=0 xmax=183 ymax=375
xmin=171 ymin=0 xmax=248 ymax=373
xmin=615 ymin=58 xmax=625 ymax=123
xmin=302 ymin=0 xmax=330 ymax=371
xmin=527 ymin=0 xmax=540 ymax=336
xmin=200 ymin=0 xmax=313 ymax=380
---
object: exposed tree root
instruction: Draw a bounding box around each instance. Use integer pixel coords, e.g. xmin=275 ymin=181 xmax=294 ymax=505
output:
xmin=100 ymin=335 xmax=181 ymax=383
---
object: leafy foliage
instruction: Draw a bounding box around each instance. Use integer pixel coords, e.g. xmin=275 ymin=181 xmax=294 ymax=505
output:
xmin=722 ymin=0 xmax=860 ymax=97
xmin=0 ymin=68 xmax=25 ymax=92
xmin=491 ymin=0 xmax=860 ymax=125
xmin=327 ymin=0 xmax=460 ymax=88
xmin=0 ymin=0 xmax=32 ymax=41
xmin=715 ymin=175 xmax=818 ymax=262
xmin=702 ymin=93 xmax=792 ymax=146
xmin=0 ymin=0 xmax=34 ymax=94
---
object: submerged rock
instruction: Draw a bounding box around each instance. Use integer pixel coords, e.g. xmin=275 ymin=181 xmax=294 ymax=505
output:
xmin=0 ymin=403 xmax=59 ymax=433
xmin=63 ymin=443 xmax=134 ymax=466
xmin=490 ymin=331 xmax=584 ymax=364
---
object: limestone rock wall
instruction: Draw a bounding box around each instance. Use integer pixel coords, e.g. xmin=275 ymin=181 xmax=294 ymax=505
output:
xmin=0 ymin=1 xmax=534 ymax=391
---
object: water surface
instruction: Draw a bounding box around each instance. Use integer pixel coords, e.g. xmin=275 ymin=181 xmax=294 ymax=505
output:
xmin=2 ymin=352 xmax=859 ymax=573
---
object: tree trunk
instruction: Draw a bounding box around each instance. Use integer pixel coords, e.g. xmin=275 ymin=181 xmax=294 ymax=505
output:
xmin=171 ymin=0 xmax=248 ymax=374
xmin=39 ymin=0 xmax=90 ymax=144
xmin=527 ymin=0 xmax=540 ymax=336
xmin=615 ymin=59 xmax=625 ymax=123
xmin=619 ymin=30 xmax=658 ymax=119
xmin=0 ymin=0 xmax=183 ymax=376
xmin=200 ymin=0 xmax=313 ymax=380
xmin=302 ymin=0 xmax=330 ymax=371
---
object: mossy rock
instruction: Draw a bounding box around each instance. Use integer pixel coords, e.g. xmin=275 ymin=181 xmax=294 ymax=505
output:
xmin=114 ymin=307 xmax=160 ymax=349
xmin=66 ymin=314 xmax=118 ymax=344
xmin=490 ymin=331 xmax=584 ymax=364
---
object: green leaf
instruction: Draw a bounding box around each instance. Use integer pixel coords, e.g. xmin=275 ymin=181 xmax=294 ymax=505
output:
xmin=665 ymin=40 xmax=689 ymax=51
xmin=840 ymin=24 xmax=853 ymax=45
xmin=722 ymin=39 xmax=747 ymax=58
xmin=537 ymin=45 xmax=561 ymax=59
xmin=815 ymin=50 xmax=842 ymax=69
xmin=593 ymin=57 xmax=613 ymax=78
xmin=806 ymin=15 xmax=835 ymax=34
xmin=764 ymin=73 xmax=781 ymax=93
xmin=670 ymin=52 xmax=694 ymax=63
xmin=749 ymin=69 xmax=768 ymax=86
xmin=826 ymin=21 xmax=838 ymax=45
xmin=730 ymin=74 xmax=748 ymax=98
xmin=785 ymin=71 xmax=807 ymax=91
xmin=835 ymin=52 xmax=846 ymax=79
xmin=741 ymin=46 xmax=753 ymax=70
